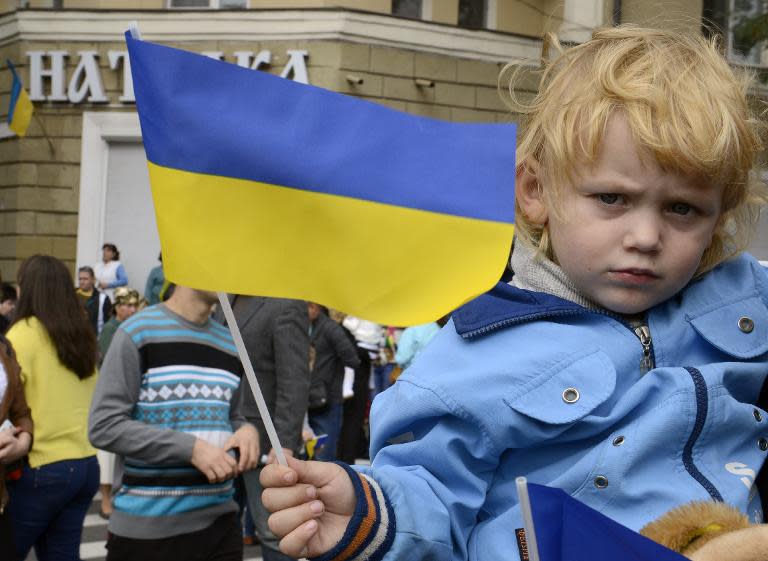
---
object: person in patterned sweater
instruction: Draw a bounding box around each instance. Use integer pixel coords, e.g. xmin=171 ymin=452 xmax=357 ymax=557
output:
xmin=89 ymin=285 xmax=259 ymax=561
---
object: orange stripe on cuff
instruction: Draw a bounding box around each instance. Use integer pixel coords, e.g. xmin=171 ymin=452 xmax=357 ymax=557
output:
xmin=335 ymin=474 xmax=378 ymax=561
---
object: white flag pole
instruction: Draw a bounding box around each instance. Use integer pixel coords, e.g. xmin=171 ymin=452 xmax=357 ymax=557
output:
xmin=129 ymin=22 xmax=298 ymax=559
xmin=217 ymin=292 xmax=288 ymax=466
xmin=516 ymin=476 xmax=541 ymax=561
xmin=128 ymin=23 xmax=287 ymax=467
xmin=128 ymin=21 xmax=142 ymax=40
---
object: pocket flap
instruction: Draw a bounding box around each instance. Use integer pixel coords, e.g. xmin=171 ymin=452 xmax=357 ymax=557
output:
xmin=505 ymin=349 xmax=616 ymax=424
xmin=689 ymin=296 xmax=768 ymax=359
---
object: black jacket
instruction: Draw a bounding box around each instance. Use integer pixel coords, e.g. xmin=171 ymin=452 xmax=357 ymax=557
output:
xmin=309 ymin=313 xmax=360 ymax=409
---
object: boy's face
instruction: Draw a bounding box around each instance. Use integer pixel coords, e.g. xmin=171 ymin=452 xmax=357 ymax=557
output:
xmin=519 ymin=115 xmax=724 ymax=315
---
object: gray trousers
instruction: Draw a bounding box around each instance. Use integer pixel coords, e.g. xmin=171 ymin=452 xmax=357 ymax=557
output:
xmin=242 ymin=467 xmax=297 ymax=561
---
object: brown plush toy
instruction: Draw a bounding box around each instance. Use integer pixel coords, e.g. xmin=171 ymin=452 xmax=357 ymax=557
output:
xmin=640 ymin=501 xmax=768 ymax=560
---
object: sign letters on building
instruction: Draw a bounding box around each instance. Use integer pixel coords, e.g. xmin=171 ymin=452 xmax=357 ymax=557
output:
xmin=26 ymin=48 xmax=310 ymax=104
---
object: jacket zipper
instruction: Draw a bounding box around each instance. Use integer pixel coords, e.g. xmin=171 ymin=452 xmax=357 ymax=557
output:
xmin=464 ymin=310 xmax=656 ymax=373
xmin=633 ymin=325 xmax=655 ymax=374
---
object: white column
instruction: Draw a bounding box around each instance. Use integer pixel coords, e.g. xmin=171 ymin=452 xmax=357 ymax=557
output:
xmin=422 ymin=0 xmax=433 ymax=21
xmin=486 ymin=0 xmax=498 ymax=30
xmin=558 ymin=0 xmax=607 ymax=44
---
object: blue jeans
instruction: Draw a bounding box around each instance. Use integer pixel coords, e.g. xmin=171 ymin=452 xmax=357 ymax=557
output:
xmin=371 ymin=363 xmax=395 ymax=398
xmin=7 ymin=456 xmax=99 ymax=561
xmin=308 ymin=403 xmax=343 ymax=462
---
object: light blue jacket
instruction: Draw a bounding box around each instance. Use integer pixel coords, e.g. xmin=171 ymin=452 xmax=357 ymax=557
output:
xmin=343 ymin=254 xmax=768 ymax=561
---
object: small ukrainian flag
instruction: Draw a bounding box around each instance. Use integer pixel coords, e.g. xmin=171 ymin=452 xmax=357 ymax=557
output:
xmin=126 ymin=33 xmax=517 ymax=326
xmin=6 ymin=60 xmax=33 ymax=137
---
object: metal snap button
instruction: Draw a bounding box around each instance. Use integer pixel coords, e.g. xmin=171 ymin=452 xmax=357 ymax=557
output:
xmin=738 ymin=317 xmax=754 ymax=334
xmin=562 ymin=387 xmax=580 ymax=404
xmin=612 ymin=436 xmax=625 ymax=446
xmin=759 ymin=438 xmax=768 ymax=451
xmin=594 ymin=475 xmax=609 ymax=488
xmin=755 ymin=409 xmax=763 ymax=422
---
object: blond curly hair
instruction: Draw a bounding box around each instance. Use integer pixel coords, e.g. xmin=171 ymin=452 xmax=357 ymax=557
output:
xmin=504 ymin=25 xmax=766 ymax=275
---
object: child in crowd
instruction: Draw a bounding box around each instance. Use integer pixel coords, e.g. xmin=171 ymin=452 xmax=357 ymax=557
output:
xmin=260 ymin=26 xmax=768 ymax=560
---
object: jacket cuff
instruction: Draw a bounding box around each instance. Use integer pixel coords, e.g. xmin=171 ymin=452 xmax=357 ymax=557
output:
xmin=311 ymin=463 xmax=395 ymax=561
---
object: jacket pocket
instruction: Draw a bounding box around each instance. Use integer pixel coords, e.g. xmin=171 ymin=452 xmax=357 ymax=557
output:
xmin=687 ymin=295 xmax=768 ymax=359
xmin=308 ymin=376 xmax=329 ymax=411
xmin=505 ymin=349 xmax=616 ymax=424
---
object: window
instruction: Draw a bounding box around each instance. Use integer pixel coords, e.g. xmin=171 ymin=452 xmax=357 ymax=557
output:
xmin=703 ymin=0 xmax=768 ymax=66
xmin=458 ymin=0 xmax=486 ymax=29
xmin=730 ymin=0 xmax=768 ymax=65
xmin=392 ymin=0 xmax=422 ymax=20
xmin=169 ymin=0 xmax=247 ymax=8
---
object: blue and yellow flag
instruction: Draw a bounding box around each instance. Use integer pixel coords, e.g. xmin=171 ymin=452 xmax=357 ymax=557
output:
xmin=526 ymin=484 xmax=688 ymax=561
xmin=126 ymin=33 xmax=516 ymax=326
xmin=6 ymin=60 xmax=33 ymax=137
xmin=305 ymin=433 xmax=328 ymax=460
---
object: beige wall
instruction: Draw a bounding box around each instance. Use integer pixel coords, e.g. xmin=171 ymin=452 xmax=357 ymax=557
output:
xmin=431 ymin=0 xmax=459 ymax=25
xmin=64 ymin=0 xmax=163 ymax=7
xmin=11 ymin=0 xmax=392 ymax=10
xmin=620 ymin=0 xmax=704 ymax=32
xmin=0 ymin=33 xmax=535 ymax=277
xmin=495 ymin=0 xmax=565 ymax=37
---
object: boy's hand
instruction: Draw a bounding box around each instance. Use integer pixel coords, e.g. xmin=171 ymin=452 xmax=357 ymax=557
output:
xmin=224 ymin=424 xmax=259 ymax=473
xmin=261 ymin=456 xmax=355 ymax=558
xmin=266 ymin=447 xmax=294 ymax=465
xmin=191 ymin=438 xmax=237 ymax=482
xmin=0 ymin=427 xmax=31 ymax=464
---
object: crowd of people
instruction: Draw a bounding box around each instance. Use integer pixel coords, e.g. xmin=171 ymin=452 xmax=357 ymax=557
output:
xmin=0 ymin=243 xmax=431 ymax=561
xmin=4 ymin=23 xmax=763 ymax=561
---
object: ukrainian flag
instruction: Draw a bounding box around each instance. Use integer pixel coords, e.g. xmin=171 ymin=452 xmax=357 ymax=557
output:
xmin=6 ymin=60 xmax=33 ymax=137
xmin=126 ymin=33 xmax=516 ymax=326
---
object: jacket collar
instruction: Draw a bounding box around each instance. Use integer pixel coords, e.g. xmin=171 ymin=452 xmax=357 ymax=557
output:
xmin=452 ymin=282 xmax=587 ymax=340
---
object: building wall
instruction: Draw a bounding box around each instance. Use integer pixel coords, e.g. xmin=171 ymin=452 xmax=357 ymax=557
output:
xmin=0 ymin=4 xmax=765 ymax=280
xmin=431 ymin=0 xmax=459 ymax=25
xmin=0 ymin=42 xmax=85 ymax=278
xmin=620 ymin=0 xmax=704 ymax=31
xmin=59 ymin=0 xmax=392 ymax=10
xmin=0 ymin=9 xmax=539 ymax=279
xmin=496 ymin=0 xmax=566 ymax=37
xmin=64 ymin=0 xmax=165 ymax=7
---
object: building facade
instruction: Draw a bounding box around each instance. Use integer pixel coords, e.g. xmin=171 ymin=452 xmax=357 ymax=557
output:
xmin=0 ymin=0 xmax=766 ymax=290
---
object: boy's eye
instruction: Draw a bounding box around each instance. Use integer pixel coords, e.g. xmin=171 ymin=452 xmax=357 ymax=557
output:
xmin=597 ymin=193 xmax=621 ymax=205
xmin=670 ymin=202 xmax=692 ymax=215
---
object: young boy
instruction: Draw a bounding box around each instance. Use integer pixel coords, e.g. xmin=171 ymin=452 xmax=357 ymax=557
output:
xmin=260 ymin=26 xmax=768 ymax=560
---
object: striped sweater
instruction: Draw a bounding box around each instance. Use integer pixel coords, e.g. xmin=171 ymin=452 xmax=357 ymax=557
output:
xmin=89 ymin=304 xmax=248 ymax=539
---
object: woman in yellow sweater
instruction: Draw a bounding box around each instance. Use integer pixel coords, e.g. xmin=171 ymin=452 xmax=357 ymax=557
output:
xmin=6 ymin=255 xmax=99 ymax=561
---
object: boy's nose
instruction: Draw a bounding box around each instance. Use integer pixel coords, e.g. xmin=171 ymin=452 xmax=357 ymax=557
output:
xmin=623 ymin=215 xmax=662 ymax=253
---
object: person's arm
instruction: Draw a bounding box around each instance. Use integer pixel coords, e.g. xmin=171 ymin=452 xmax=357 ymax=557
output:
xmin=90 ymin=327 xmax=238 ymax=481
xmin=328 ymin=321 xmax=361 ymax=369
xmin=261 ymin=374 xmax=497 ymax=560
xmin=108 ymin=264 xmax=128 ymax=288
xmin=225 ymin=377 xmax=259 ymax=472
xmin=394 ymin=327 xmax=417 ymax=369
xmin=271 ymin=300 xmax=311 ymax=453
xmin=89 ymin=328 xmax=197 ymax=463
xmin=0 ymin=341 xmax=33 ymax=461
xmin=143 ymin=271 xmax=155 ymax=303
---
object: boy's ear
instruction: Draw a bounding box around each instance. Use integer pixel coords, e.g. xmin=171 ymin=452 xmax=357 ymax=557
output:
xmin=516 ymin=159 xmax=548 ymax=224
